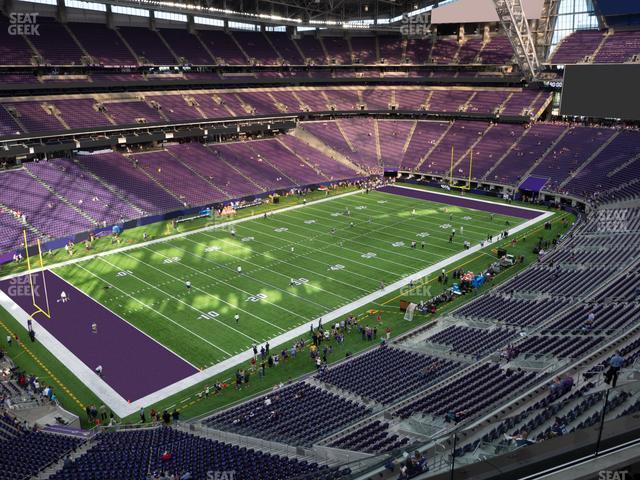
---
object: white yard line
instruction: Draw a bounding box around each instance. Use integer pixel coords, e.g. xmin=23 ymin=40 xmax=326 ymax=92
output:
xmin=337 ymin=191 xmax=528 ymax=228
xmin=97 ymin=255 xmax=265 ymax=343
xmin=268 ymin=214 xmax=454 ymax=262
xmin=303 ymin=194 xmax=513 ymax=238
xmin=247 ymin=214 xmax=452 ymax=269
xmin=195 ymin=233 xmax=377 ymax=292
xmin=74 ymin=263 xmax=232 ymax=357
xmin=235 ymin=215 xmax=420 ymax=273
xmin=199 ymin=228 xmax=401 ymax=284
xmin=106 ymin=215 xmax=369 ymax=304
xmin=131 ymin=247 xmax=298 ymax=329
xmin=283 ymin=206 xmax=461 ymax=255
xmin=167 ymin=238 xmax=351 ymax=305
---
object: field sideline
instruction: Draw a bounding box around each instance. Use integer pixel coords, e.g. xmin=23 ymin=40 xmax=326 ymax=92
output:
xmin=0 ymin=185 xmax=553 ymax=417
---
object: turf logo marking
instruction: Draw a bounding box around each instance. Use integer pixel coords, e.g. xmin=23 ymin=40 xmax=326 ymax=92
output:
xmin=304 ymin=220 xmax=316 ymax=224
xmin=162 ymin=256 xmax=180 ymax=264
xmin=198 ymin=310 xmax=220 ymax=320
xmin=241 ymin=236 xmax=254 ymax=242
xmin=439 ymin=224 xmax=452 ymax=229
xmin=331 ymin=212 xmax=341 ymax=217
xmin=462 ymin=216 xmax=473 ymax=221
xmin=116 ymin=270 xmax=133 ymax=277
xmin=290 ymin=278 xmax=309 ymax=286
xmin=392 ymin=241 xmax=405 ymax=247
xmin=329 ymin=264 xmax=345 ymax=271
xmin=246 ymin=293 xmax=268 ymax=302
xmin=355 ymin=205 xmax=367 ymax=210
xmin=377 ymin=200 xmax=387 ymax=204
xmin=274 ymin=227 xmax=289 ymax=233
xmin=416 ymin=232 xmax=430 ymax=238
xmin=361 ymin=252 xmax=377 ymax=259
xmin=204 ymin=245 xmax=221 ymax=252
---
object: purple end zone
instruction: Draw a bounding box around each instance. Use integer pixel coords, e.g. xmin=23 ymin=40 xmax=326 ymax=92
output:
xmin=0 ymin=270 xmax=198 ymax=402
xmin=379 ymin=185 xmax=544 ymax=220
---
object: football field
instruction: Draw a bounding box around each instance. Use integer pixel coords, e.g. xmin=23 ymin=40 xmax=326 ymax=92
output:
xmin=0 ymin=185 xmax=550 ymax=413
xmin=56 ymin=187 xmax=531 ymax=366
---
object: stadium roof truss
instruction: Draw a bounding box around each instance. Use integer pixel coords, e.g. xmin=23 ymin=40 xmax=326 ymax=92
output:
xmin=492 ymin=0 xmax=541 ymax=81
xmin=534 ymin=0 xmax=562 ymax=61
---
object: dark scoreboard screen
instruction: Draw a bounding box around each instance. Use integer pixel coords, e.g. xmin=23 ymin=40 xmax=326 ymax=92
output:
xmin=596 ymin=0 xmax=640 ymax=16
xmin=560 ymin=64 xmax=640 ymax=121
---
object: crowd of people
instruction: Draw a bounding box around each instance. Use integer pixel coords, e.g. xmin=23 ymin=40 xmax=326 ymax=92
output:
xmin=138 ymin=407 xmax=180 ymax=426
xmin=0 ymin=350 xmax=59 ymax=411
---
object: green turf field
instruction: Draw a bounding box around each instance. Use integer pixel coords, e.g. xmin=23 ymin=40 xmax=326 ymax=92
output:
xmin=54 ymin=189 xmax=528 ymax=369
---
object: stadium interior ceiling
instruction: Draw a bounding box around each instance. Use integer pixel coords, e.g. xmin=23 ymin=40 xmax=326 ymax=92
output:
xmin=176 ymin=0 xmax=430 ymax=23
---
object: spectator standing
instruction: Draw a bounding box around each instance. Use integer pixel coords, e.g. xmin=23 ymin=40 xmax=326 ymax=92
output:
xmin=604 ymin=352 xmax=624 ymax=387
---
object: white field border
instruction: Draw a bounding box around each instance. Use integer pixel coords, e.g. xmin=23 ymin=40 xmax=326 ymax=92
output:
xmin=0 ymin=188 xmax=553 ymax=417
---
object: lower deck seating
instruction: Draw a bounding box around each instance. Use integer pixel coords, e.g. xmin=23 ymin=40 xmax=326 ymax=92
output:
xmin=0 ymin=413 xmax=83 ymax=480
xmin=328 ymin=420 xmax=409 ymax=454
xmin=51 ymin=426 xmax=343 ymax=480
xmin=203 ymin=382 xmax=371 ymax=446
xmin=318 ymin=346 xmax=461 ymax=404
xmin=0 ymin=134 xmax=362 ymax=254
xmin=396 ymin=364 xmax=539 ymax=420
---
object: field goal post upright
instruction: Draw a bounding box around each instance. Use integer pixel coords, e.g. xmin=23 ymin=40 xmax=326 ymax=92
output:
xmin=448 ymin=146 xmax=473 ymax=191
xmin=23 ymin=230 xmax=51 ymax=320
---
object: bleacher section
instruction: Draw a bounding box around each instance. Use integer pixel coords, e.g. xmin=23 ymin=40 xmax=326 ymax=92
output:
xmin=318 ymin=347 xmax=461 ymax=405
xmin=396 ymin=364 xmax=540 ymax=419
xmin=0 ymin=14 xmax=517 ymax=67
xmin=549 ymin=30 xmax=606 ymax=64
xmin=550 ymin=29 xmax=640 ymax=64
xmin=67 ymin=22 xmax=137 ymax=66
xmin=328 ymin=420 xmax=409 ymax=454
xmin=427 ymin=326 xmax=516 ymax=357
xmin=0 ymin=413 xmax=84 ymax=480
xmin=203 ymin=382 xmax=371 ymax=446
xmin=0 ymin=136 xmax=360 ymax=253
xmin=0 ymin=88 xmax=549 ymax=139
xmin=50 ymin=427 xmax=343 ymax=480
xmin=2 ymin=115 xmax=639 ymax=254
